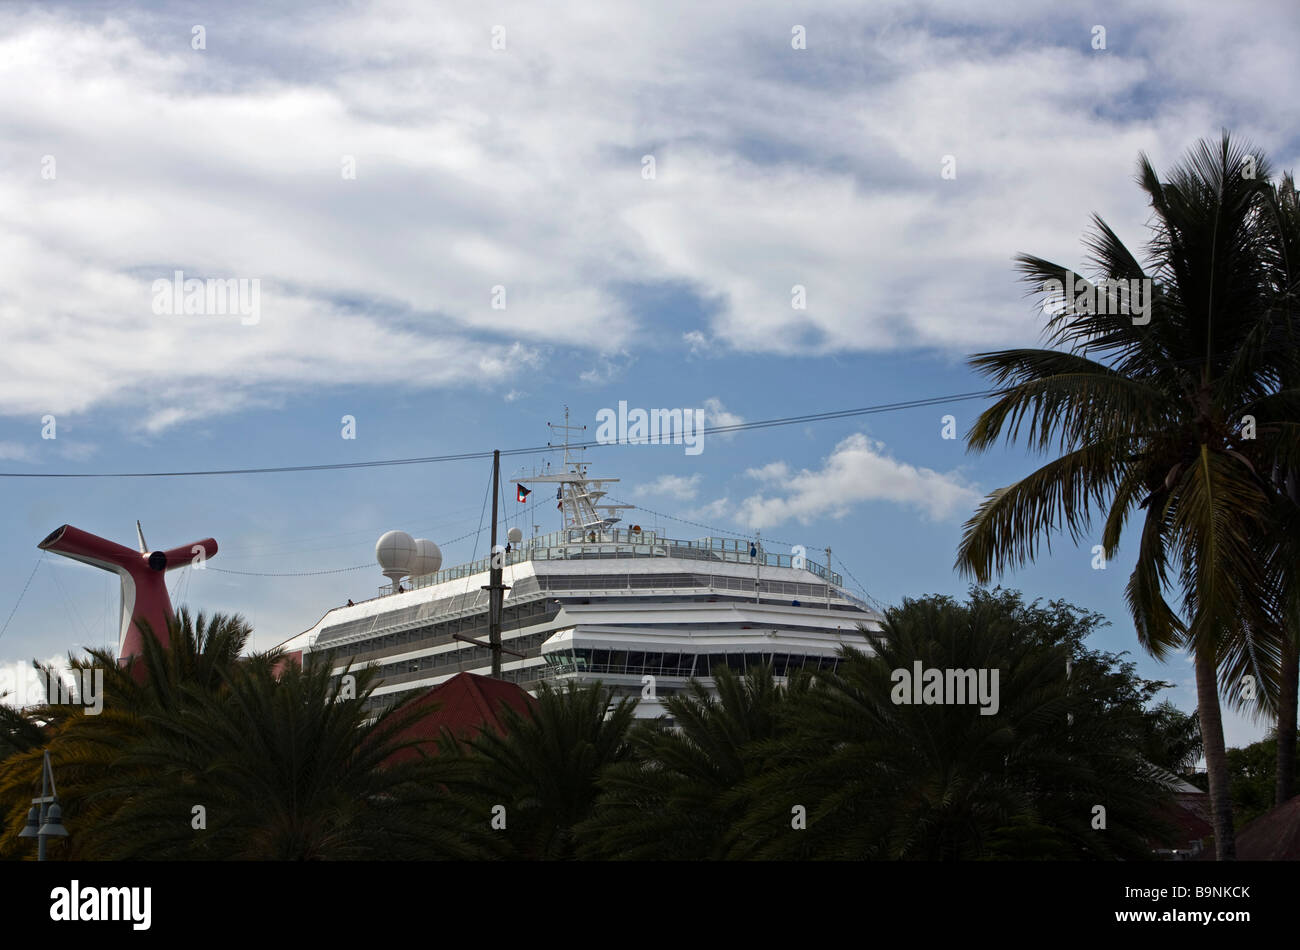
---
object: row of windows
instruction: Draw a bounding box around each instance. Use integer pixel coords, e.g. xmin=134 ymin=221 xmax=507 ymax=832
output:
xmin=544 ymin=649 xmax=842 ymax=678
xmin=316 ymin=599 xmax=557 ymax=664
xmin=320 ymin=583 xmax=545 ymax=645
xmin=534 ymin=572 xmax=838 ymax=602
xmin=323 ymin=571 xmax=865 ymax=654
xmin=344 ymin=630 xmax=553 ymax=683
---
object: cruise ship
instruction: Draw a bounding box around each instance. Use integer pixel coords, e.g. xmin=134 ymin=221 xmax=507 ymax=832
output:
xmin=275 ymin=421 xmax=883 ymax=719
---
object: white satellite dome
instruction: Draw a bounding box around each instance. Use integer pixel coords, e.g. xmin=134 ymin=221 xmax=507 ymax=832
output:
xmin=376 ymin=530 xmax=416 ymax=591
xmin=410 ymin=538 xmax=443 ymax=577
xmin=507 ymin=526 xmax=523 ymax=544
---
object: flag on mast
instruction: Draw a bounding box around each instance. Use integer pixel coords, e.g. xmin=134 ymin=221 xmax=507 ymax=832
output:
xmin=516 ymin=484 xmax=531 ymax=503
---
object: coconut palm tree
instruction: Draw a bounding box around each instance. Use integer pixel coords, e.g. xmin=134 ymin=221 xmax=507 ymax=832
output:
xmin=733 ymin=589 xmax=1178 ymax=860
xmin=577 ymin=663 xmax=809 ymax=860
xmin=442 ymin=680 xmax=636 ymax=860
xmin=955 ymin=134 xmax=1298 ymax=858
xmin=92 ymin=657 xmax=489 ymax=859
xmin=0 ymin=694 xmax=44 ymax=764
xmin=0 ymin=608 xmax=280 ymax=858
xmin=1256 ymin=172 xmax=1300 ymax=805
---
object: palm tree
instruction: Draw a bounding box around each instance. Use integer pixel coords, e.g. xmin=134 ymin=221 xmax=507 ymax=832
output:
xmin=577 ymin=663 xmax=808 ymax=859
xmin=92 ymin=657 xmax=489 ymax=859
xmin=0 ymin=608 xmax=280 ymax=858
xmin=0 ymin=694 xmax=44 ymax=764
xmin=955 ymin=134 xmax=1298 ymax=858
xmin=734 ymin=589 xmax=1178 ymax=859
xmin=443 ymin=680 xmax=636 ymax=860
xmin=1257 ymin=172 xmax=1300 ymax=805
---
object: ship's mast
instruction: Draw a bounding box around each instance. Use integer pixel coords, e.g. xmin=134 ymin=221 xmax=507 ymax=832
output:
xmin=515 ymin=406 xmax=631 ymax=542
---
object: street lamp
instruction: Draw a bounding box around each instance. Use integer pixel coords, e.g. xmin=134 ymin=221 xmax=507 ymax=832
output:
xmin=17 ymin=751 xmax=68 ymax=860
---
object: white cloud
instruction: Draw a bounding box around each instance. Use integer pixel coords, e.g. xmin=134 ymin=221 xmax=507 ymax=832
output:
xmin=0 ymin=440 xmax=96 ymax=465
xmin=579 ymin=352 xmax=636 ymax=386
xmin=734 ymin=433 xmax=981 ymax=528
xmin=687 ymin=496 xmax=732 ymax=521
xmin=0 ymin=441 xmax=35 ymax=463
xmin=0 ymin=1 xmax=1294 ymax=429
xmin=56 ymin=441 xmax=98 ymax=462
xmin=683 ymin=330 xmax=713 ymax=357
xmin=637 ymin=473 xmax=702 ymax=501
xmin=701 ymin=397 xmax=743 ymax=439
xmin=0 ymin=653 xmax=79 ymax=709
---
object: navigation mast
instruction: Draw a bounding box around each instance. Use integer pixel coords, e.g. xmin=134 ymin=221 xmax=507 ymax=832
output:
xmin=514 ymin=407 xmax=631 ymax=542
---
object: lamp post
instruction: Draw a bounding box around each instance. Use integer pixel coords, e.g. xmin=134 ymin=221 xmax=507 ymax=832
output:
xmin=17 ymin=750 xmax=68 ymax=860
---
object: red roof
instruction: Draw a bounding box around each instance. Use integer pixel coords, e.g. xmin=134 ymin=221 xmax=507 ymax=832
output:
xmin=384 ymin=672 xmax=537 ymax=764
xmin=1235 ymin=794 xmax=1300 ymax=860
xmin=271 ymin=650 xmax=302 ymax=679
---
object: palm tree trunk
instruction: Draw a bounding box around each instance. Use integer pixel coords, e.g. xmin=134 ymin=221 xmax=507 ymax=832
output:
xmin=1195 ymin=645 xmax=1235 ymax=859
xmin=1276 ymin=634 xmax=1298 ymax=806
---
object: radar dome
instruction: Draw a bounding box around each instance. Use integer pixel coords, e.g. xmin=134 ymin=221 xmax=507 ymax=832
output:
xmin=376 ymin=530 xmax=416 ymax=576
xmin=410 ymin=538 xmax=443 ymax=577
xmin=507 ymin=526 xmax=523 ymax=544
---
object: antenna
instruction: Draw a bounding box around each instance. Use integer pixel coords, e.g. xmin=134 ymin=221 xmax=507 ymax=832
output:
xmin=515 ymin=409 xmax=632 ymax=541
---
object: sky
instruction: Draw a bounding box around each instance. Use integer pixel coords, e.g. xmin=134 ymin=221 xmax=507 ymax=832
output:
xmin=1 ymin=0 xmax=1297 ymax=749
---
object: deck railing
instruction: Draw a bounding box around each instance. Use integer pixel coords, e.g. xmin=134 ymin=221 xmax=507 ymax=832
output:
xmin=380 ymin=528 xmax=843 ymax=597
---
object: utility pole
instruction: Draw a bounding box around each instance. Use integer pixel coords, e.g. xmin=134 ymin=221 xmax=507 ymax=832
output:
xmin=487 ymin=450 xmax=505 ymax=676
xmin=455 ymin=451 xmax=525 ymax=674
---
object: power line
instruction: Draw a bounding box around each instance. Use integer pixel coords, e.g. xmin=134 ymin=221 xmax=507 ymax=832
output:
xmin=209 ymin=563 xmax=373 ymax=578
xmin=0 ymin=391 xmax=996 ymax=480
xmin=607 ymin=496 xmax=798 ymax=549
xmin=0 ymin=559 xmax=42 ymax=644
xmin=207 ymin=496 xmax=553 ymax=578
xmin=832 ymin=553 xmax=889 ymax=614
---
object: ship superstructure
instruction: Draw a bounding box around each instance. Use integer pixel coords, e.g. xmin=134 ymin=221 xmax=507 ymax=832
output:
xmin=276 ymin=418 xmax=882 ymax=719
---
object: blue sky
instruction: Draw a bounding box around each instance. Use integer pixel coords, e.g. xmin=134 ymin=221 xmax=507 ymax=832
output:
xmin=1 ymin=0 xmax=1298 ymax=748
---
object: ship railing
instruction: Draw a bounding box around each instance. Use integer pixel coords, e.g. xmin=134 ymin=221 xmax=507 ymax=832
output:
xmin=394 ymin=531 xmax=843 ymax=594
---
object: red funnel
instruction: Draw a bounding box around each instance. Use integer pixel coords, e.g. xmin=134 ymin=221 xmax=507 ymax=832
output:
xmin=38 ymin=525 xmax=217 ymax=679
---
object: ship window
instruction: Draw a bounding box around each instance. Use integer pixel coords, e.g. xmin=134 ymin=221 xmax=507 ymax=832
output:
xmin=592 ymin=649 xmax=610 ymax=671
xmin=643 ymin=652 xmax=662 ymax=672
xmin=609 ymin=650 xmax=628 ymax=672
xmin=627 ymin=651 xmax=645 ymax=671
xmin=727 ymin=653 xmax=746 ymax=672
